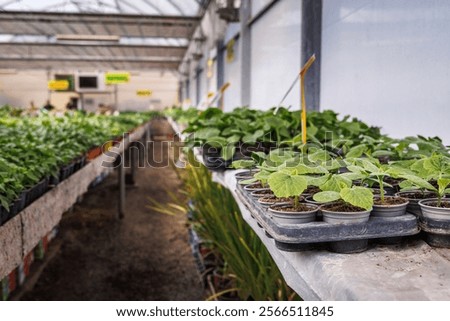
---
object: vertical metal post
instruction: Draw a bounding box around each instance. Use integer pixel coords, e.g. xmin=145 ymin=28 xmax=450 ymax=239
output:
xmin=80 ymin=93 xmax=84 ymax=110
xmin=129 ymin=142 xmax=137 ymax=185
xmin=240 ymin=0 xmax=252 ymax=106
xmin=216 ymin=40 xmax=225 ymax=109
xmin=301 ymin=0 xmax=322 ymax=111
xmin=118 ymin=132 xmax=129 ymax=219
xmin=46 ymin=68 xmax=52 ymax=101
xmin=114 ymin=84 xmax=118 ymax=110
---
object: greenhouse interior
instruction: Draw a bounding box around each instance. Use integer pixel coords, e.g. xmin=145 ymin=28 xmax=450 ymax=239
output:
xmin=0 ymin=0 xmax=449 ymax=309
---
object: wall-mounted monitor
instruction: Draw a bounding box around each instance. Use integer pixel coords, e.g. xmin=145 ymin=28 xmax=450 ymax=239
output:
xmin=75 ymin=73 xmax=105 ymax=92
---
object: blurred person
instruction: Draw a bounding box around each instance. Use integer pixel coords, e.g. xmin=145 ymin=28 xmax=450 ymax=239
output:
xmin=42 ymin=100 xmax=55 ymax=111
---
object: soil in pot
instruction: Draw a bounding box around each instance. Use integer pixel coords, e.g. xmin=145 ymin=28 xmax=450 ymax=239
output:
xmin=250 ymin=190 xmax=274 ymax=199
xmin=422 ymin=201 xmax=450 ymax=208
xmin=270 ymin=203 xmax=311 ymax=212
xmin=243 ymin=182 xmax=268 ymax=192
xmin=235 ymin=170 xmax=256 ymax=179
xmin=320 ymin=202 xmax=371 ymax=224
xmin=258 ymin=195 xmax=292 ymax=207
xmin=373 ymin=197 xmax=407 ymax=206
xmin=418 ymin=198 xmax=450 ymax=221
xmin=395 ymin=190 xmax=439 ymax=216
xmin=302 ymin=186 xmax=321 ymax=196
xmin=371 ymin=196 xmax=408 ymax=218
xmin=323 ymin=202 xmax=366 ymax=212
xmin=268 ymin=203 xmax=318 ymax=225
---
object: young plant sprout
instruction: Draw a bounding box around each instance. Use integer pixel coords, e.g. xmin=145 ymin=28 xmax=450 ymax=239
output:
xmin=399 ymin=154 xmax=450 ymax=207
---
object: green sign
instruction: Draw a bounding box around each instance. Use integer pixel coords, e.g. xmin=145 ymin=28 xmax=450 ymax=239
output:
xmin=105 ymin=72 xmax=130 ymax=84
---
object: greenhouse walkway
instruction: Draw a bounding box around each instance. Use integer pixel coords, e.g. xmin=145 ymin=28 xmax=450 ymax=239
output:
xmin=21 ymin=119 xmax=204 ymax=300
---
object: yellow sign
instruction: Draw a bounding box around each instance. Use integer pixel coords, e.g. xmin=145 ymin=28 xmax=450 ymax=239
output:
xmin=105 ymin=72 xmax=130 ymax=84
xmin=136 ymin=90 xmax=152 ymax=97
xmin=226 ymin=39 xmax=235 ymax=63
xmin=207 ymin=59 xmax=214 ymax=78
xmin=48 ymin=80 xmax=69 ymax=90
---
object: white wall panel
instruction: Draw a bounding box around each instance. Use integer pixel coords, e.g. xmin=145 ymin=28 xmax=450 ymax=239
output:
xmin=0 ymin=70 xmax=177 ymax=111
xmin=321 ymin=0 xmax=450 ymax=143
xmin=223 ymin=38 xmax=242 ymax=111
xmin=251 ymin=0 xmax=275 ymax=16
xmin=250 ymin=0 xmax=301 ymax=110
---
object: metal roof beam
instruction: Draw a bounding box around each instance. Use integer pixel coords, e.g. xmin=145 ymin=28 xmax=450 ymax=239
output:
xmin=0 ymin=42 xmax=187 ymax=49
xmin=0 ymin=54 xmax=181 ymax=63
xmin=0 ymin=11 xmax=200 ymax=38
xmin=0 ymin=60 xmax=180 ymax=70
xmin=0 ymin=42 xmax=188 ymax=58
xmin=0 ymin=11 xmax=201 ymax=23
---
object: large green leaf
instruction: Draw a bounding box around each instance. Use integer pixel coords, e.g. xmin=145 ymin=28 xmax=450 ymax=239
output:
xmin=346 ymin=144 xmax=367 ymax=158
xmin=320 ymin=174 xmax=352 ymax=192
xmin=291 ymin=163 xmax=329 ymax=175
xmin=411 ymin=159 xmax=430 ymax=178
xmin=267 ymin=172 xmax=308 ymax=198
xmin=242 ymin=130 xmax=264 ymax=143
xmin=338 ymin=172 xmax=365 ymax=181
xmin=254 ymin=170 xmax=271 ymax=184
xmin=264 ymin=116 xmax=285 ymax=129
xmin=307 ymin=175 xmax=330 ymax=187
xmin=205 ymin=136 xmax=228 ymax=148
xmin=438 ymin=178 xmax=450 ymax=195
xmin=231 ymin=159 xmax=255 ymax=170
xmin=313 ymin=191 xmax=340 ymax=203
xmin=423 ymin=154 xmax=444 ymax=173
xmin=360 ymin=159 xmax=381 ymax=173
xmin=0 ymin=194 xmax=10 ymax=211
xmin=340 ymin=186 xmax=373 ymax=210
xmin=226 ymin=134 xmax=241 ymax=144
xmin=308 ymin=149 xmax=331 ymax=162
xmin=221 ymin=145 xmax=236 ymax=161
xmin=251 ymin=151 xmax=267 ymax=164
xmin=386 ymin=166 xmax=414 ymax=178
xmin=400 ymin=174 xmax=436 ymax=191
xmin=195 ymin=127 xmax=221 ymax=140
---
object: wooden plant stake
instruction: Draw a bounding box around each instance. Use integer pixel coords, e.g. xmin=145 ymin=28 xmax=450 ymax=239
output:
xmin=300 ymin=54 xmax=316 ymax=145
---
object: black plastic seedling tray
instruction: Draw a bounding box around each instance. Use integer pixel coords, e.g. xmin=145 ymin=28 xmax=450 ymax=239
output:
xmin=419 ymin=217 xmax=450 ymax=248
xmin=236 ymin=184 xmax=420 ymax=253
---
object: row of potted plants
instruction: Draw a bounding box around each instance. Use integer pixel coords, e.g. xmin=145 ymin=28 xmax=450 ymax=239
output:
xmin=233 ymin=148 xmax=449 ymax=247
xmin=175 ymin=106 xmax=448 ymax=163
xmin=0 ymin=106 xmax=159 ymax=226
xmin=166 ymin=106 xmax=449 ymax=249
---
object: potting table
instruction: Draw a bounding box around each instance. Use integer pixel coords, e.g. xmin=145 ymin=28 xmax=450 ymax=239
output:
xmin=0 ymin=122 xmax=151 ymax=280
xmin=166 ymin=119 xmax=450 ymax=300
xmin=210 ymin=169 xmax=450 ymax=300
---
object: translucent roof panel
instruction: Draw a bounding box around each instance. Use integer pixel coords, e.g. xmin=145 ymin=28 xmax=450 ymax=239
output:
xmin=0 ymin=0 xmax=203 ymax=16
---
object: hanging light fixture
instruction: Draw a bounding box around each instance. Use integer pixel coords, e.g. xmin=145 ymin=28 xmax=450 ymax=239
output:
xmin=216 ymin=0 xmax=240 ymax=22
xmin=191 ymin=31 xmax=206 ymax=61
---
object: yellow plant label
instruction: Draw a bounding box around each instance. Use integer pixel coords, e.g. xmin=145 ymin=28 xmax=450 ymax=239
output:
xmin=136 ymin=90 xmax=152 ymax=97
xmin=48 ymin=80 xmax=69 ymax=90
